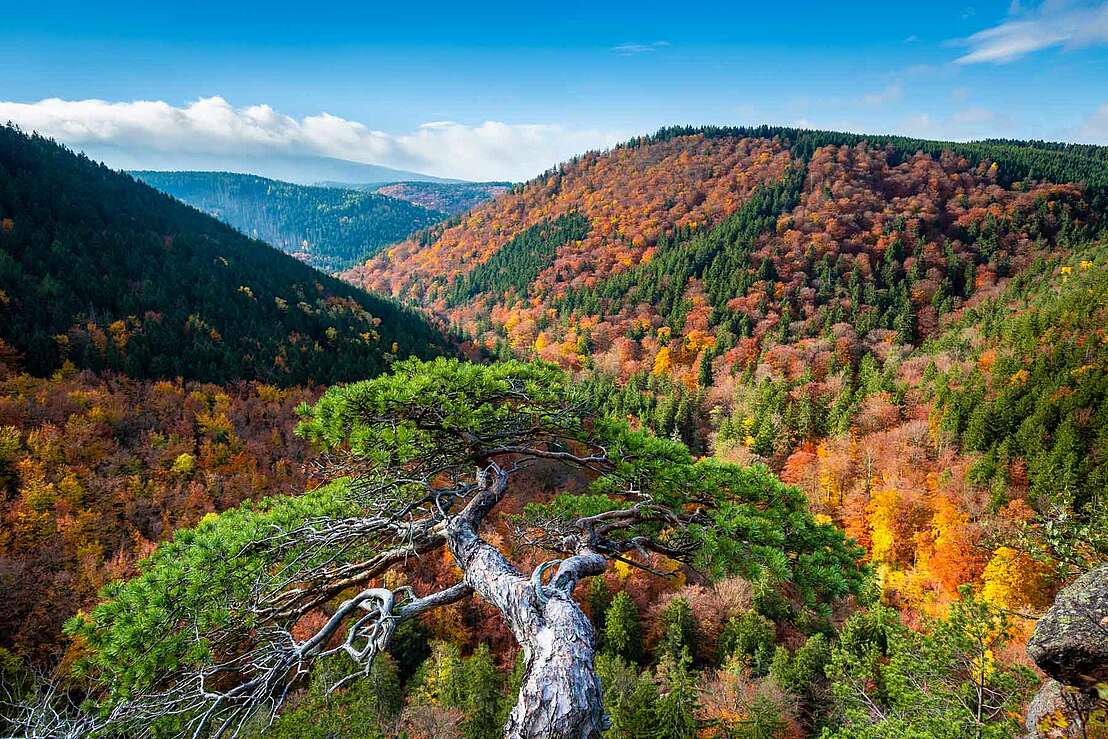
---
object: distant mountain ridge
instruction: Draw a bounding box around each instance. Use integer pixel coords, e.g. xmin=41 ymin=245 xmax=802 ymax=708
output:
xmin=75 ymin=143 xmax=460 ymax=185
xmin=0 ymin=125 xmax=450 ymax=385
xmin=134 ymin=170 xmax=445 ymax=271
xmin=369 ymin=180 xmax=512 ymax=215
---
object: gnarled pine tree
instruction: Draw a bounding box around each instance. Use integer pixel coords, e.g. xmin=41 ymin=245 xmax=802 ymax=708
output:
xmin=27 ymin=359 xmax=862 ymax=738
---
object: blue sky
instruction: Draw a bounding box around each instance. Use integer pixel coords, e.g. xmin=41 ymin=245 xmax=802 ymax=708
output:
xmin=3 ymin=0 xmax=1107 ymax=180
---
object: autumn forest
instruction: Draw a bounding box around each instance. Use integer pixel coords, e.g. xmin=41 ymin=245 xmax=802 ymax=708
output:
xmin=1 ymin=120 xmax=1106 ymax=739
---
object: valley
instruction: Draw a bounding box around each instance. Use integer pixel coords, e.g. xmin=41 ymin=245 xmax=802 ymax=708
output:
xmin=1 ymin=123 xmax=1106 ymax=739
xmin=134 ymin=171 xmax=449 ymax=272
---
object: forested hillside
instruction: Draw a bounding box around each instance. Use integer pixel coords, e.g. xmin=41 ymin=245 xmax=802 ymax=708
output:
xmin=346 ymin=133 xmax=794 ymax=305
xmin=134 ymin=171 xmax=445 ymax=271
xmin=344 ymin=126 xmax=1107 ymax=625
xmin=0 ymin=126 xmax=450 ymax=385
xmin=3 ymin=125 xmax=1107 ymax=739
xmin=0 ymin=362 xmax=320 ymax=661
xmin=371 ymin=180 xmax=511 ymax=215
xmin=773 ymin=240 xmax=1108 ymax=612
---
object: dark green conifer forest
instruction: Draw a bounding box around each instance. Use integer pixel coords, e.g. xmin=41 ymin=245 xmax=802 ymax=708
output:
xmin=135 ymin=170 xmax=446 ymax=271
xmin=0 ymin=126 xmax=450 ymax=385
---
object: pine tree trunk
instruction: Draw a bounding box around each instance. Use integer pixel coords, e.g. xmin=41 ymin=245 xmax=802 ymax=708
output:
xmin=445 ymin=509 xmax=606 ymax=738
xmin=503 ymin=595 xmax=605 ymax=739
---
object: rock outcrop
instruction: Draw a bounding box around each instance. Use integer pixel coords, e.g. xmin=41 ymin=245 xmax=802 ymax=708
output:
xmin=1023 ymin=679 xmax=1102 ymax=739
xmin=1028 ymin=564 xmax=1108 ymax=689
xmin=1025 ymin=564 xmax=1108 ymax=738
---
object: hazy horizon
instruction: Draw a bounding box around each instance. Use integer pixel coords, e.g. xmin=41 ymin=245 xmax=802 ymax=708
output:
xmin=5 ymin=0 xmax=1108 ymax=180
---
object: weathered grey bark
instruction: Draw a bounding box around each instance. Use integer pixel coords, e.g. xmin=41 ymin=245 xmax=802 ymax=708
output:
xmin=445 ymin=464 xmax=607 ymax=739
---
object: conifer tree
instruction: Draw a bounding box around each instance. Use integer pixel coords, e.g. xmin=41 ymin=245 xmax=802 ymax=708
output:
xmin=586 ymin=578 xmax=613 ymax=649
xmin=718 ymin=611 xmax=776 ymax=675
xmin=595 ymin=655 xmax=658 ymax=739
xmin=603 ymin=592 xmax=643 ymax=664
xmin=656 ymin=598 xmax=698 ymax=664
xmin=654 ymin=649 xmax=698 ymax=739
xmin=462 ymin=645 xmax=502 ymax=739
xmin=32 ymin=359 xmax=862 ymax=739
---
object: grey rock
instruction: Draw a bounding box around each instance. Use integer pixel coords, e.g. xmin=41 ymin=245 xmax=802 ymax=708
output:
xmin=1023 ymin=679 xmax=1099 ymax=738
xmin=1028 ymin=564 xmax=1108 ymax=689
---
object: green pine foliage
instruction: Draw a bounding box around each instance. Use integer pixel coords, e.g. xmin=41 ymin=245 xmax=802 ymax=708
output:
xmin=823 ymin=589 xmax=1037 ymax=738
xmin=718 ymin=611 xmax=777 ymax=676
xmin=387 ymin=618 xmax=433 ymax=686
xmin=257 ymin=653 xmax=401 ymax=739
xmin=64 ymin=481 xmax=361 ymax=706
xmin=460 ymin=645 xmax=503 ymax=739
xmin=580 ymin=371 xmax=705 ymax=452
xmin=0 ymin=125 xmax=450 ymax=384
xmin=603 ymin=592 xmax=643 ymax=664
xmin=410 ymin=640 xmax=504 ymax=739
xmin=770 ymin=633 xmax=832 ymax=728
xmin=595 ymin=654 xmax=658 ymax=738
xmin=926 ymin=241 xmax=1108 ymax=572
xmin=497 ymin=651 xmax=527 ymax=729
xmin=683 ymin=463 xmax=867 ymax=617
xmin=135 ymin=171 xmax=446 ymax=271
xmin=586 ymin=578 xmax=613 ymax=649
xmin=656 ymin=598 xmax=698 ymax=664
xmin=654 ymin=649 xmax=700 ymax=739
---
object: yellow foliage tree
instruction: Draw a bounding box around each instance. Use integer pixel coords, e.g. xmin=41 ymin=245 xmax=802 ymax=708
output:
xmin=652 ymin=346 xmax=673 ymax=376
xmin=867 ymin=487 xmax=900 ymax=565
xmin=923 ymin=494 xmax=985 ymax=597
xmin=981 ymin=546 xmax=1054 ymax=612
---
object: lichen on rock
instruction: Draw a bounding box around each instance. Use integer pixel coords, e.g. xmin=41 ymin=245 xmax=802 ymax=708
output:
xmin=1028 ymin=564 xmax=1108 ymax=690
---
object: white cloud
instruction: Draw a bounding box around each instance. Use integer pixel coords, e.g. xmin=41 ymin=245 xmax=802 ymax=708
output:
xmin=955 ymin=1 xmax=1108 ymax=63
xmin=897 ymin=106 xmax=1016 ymax=139
xmin=861 ymin=82 xmax=904 ymax=107
xmin=0 ymin=96 xmax=625 ymax=181
xmin=1077 ymin=102 xmax=1108 ymax=141
xmin=611 ymin=41 xmax=669 ymax=55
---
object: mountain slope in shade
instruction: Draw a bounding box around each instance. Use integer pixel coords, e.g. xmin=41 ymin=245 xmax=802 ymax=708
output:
xmin=0 ymin=125 xmax=451 ymax=385
xmin=134 ymin=171 xmax=446 ymax=271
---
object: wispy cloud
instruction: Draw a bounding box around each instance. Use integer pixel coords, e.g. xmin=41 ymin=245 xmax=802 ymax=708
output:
xmin=0 ymin=96 xmax=626 ymax=181
xmin=1077 ymin=101 xmax=1108 ymax=142
xmin=860 ymin=81 xmax=904 ymax=107
xmin=611 ymin=40 xmax=670 ymax=55
xmin=955 ymin=1 xmax=1108 ymax=64
xmin=898 ymin=105 xmax=1015 ymax=139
